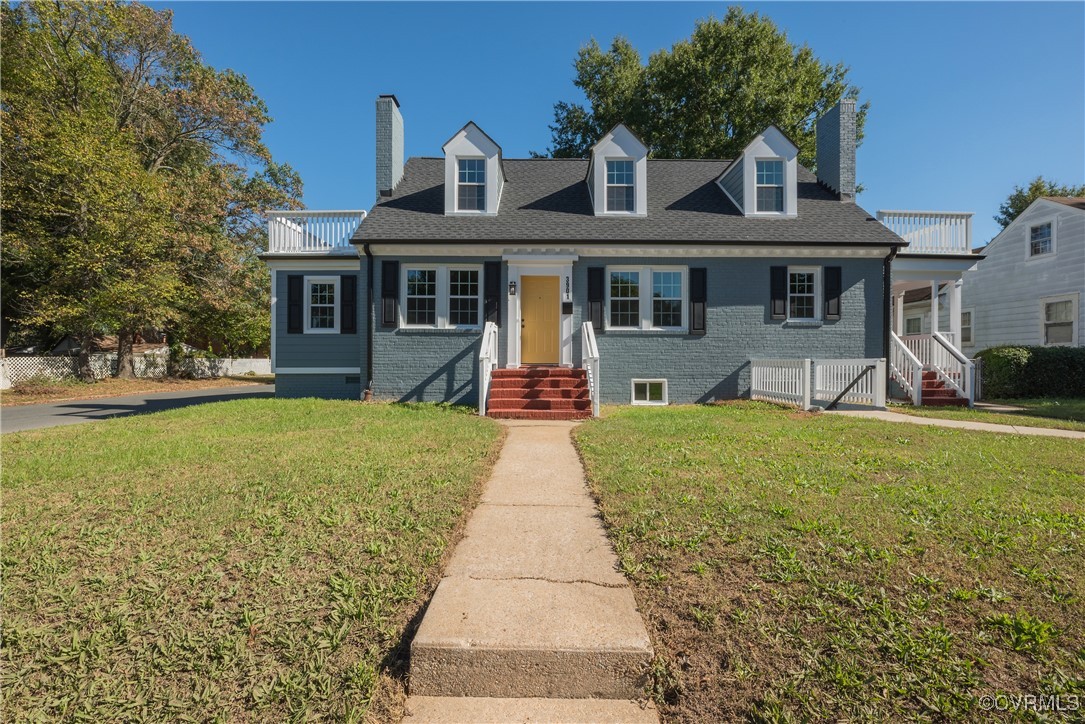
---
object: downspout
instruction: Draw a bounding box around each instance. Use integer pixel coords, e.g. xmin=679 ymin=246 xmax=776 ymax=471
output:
xmin=883 ymin=245 xmax=898 ymax=397
xmin=363 ymin=243 xmax=375 ymax=399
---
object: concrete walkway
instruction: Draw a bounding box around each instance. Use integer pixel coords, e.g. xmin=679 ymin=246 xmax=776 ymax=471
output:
xmin=829 ymin=409 xmax=1085 ymax=440
xmin=404 ymin=421 xmax=658 ymax=723
xmin=1 ymin=384 xmax=274 ymax=433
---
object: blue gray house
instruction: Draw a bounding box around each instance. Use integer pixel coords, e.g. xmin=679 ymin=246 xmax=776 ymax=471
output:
xmin=262 ymin=95 xmax=976 ymax=418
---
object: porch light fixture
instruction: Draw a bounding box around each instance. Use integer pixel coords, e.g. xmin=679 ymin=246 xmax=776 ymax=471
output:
xmin=508 ymin=281 xmax=517 ymax=296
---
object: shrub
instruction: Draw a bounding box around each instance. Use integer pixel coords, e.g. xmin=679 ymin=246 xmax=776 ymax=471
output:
xmin=977 ymin=346 xmax=1085 ymax=398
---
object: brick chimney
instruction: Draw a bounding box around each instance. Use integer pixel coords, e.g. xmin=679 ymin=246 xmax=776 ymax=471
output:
xmin=816 ymin=99 xmax=856 ymax=202
xmin=376 ymin=94 xmax=404 ymax=197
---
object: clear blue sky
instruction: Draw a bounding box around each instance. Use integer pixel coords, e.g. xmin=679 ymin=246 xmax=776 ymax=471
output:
xmin=163 ymin=1 xmax=1084 ymax=246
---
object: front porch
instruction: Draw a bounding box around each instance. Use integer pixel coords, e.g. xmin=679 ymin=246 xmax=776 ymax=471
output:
xmin=878 ymin=210 xmax=983 ymax=407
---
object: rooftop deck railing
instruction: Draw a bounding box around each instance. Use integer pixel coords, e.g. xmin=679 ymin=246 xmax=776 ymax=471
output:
xmin=877 ymin=210 xmax=973 ymax=255
xmin=267 ymin=210 xmax=367 ymax=254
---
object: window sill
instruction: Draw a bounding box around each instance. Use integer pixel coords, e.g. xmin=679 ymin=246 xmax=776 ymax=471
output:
xmin=783 ymin=319 xmax=823 ymax=328
xmin=304 ymin=328 xmax=341 ymax=335
xmin=603 ymin=329 xmax=691 ymax=336
xmin=395 ymin=327 xmax=482 ymax=335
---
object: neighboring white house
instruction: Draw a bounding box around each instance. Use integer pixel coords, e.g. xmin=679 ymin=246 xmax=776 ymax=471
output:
xmin=951 ymin=197 xmax=1084 ymax=353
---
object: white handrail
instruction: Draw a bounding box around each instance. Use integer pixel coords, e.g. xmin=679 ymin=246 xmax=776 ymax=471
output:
xmin=267 ymin=210 xmax=367 ymax=254
xmin=890 ymin=332 xmax=924 ymax=406
xmin=931 ymin=331 xmax=975 ymax=407
xmin=478 ymin=322 xmax=499 ymax=416
xmin=581 ymin=321 xmax=600 ymax=417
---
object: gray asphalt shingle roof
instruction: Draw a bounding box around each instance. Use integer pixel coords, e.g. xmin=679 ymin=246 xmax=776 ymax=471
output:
xmin=355 ymin=157 xmax=904 ymax=245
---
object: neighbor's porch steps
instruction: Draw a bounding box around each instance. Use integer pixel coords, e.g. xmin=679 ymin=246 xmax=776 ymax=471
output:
xmin=487 ymin=367 xmax=592 ymax=420
xmin=918 ymin=370 xmax=968 ymax=407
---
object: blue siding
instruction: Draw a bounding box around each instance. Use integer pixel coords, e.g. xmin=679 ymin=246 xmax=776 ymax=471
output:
xmin=720 ymin=158 xmax=744 ymax=210
xmin=274 ymin=268 xmax=365 ymax=370
xmin=571 ymin=256 xmax=884 ymax=403
xmin=277 ymin=373 xmax=362 ymax=400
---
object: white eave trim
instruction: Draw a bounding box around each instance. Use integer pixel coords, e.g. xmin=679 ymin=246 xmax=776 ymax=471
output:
xmin=371 ymin=243 xmax=893 ymax=258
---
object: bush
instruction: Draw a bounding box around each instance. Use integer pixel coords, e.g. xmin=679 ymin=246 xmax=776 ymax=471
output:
xmin=977 ymin=346 xmax=1085 ymax=398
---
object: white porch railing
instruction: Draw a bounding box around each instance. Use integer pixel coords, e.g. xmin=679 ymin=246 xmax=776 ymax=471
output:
xmin=267 ymin=210 xmax=367 ymax=254
xmin=930 ymin=331 xmax=975 ymax=407
xmin=877 ymin=210 xmax=973 ymax=255
xmin=477 ymin=322 xmax=499 ymax=416
xmin=750 ymin=358 xmax=812 ymax=410
xmin=890 ymin=332 xmax=925 ymax=405
xmin=813 ymin=358 xmax=887 ymax=408
xmin=581 ymin=321 xmax=600 ymax=418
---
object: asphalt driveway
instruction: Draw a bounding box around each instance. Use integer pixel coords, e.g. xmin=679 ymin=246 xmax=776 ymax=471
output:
xmin=1 ymin=384 xmax=275 ymax=433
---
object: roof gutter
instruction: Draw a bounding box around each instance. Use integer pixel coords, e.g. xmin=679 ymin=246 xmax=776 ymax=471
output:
xmin=363 ymin=243 xmax=375 ymax=398
xmin=883 ymin=244 xmax=898 ymax=388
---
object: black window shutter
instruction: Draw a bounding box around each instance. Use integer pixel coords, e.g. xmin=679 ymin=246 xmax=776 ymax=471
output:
xmin=770 ymin=266 xmax=787 ymax=320
xmin=340 ymin=274 xmax=357 ymax=334
xmin=824 ymin=266 xmax=842 ymax=320
xmin=381 ymin=260 xmax=399 ymax=328
xmin=689 ymin=268 xmax=707 ymax=336
xmin=484 ymin=261 xmax=500 ymax=325
xmin=287 ymin=275 xmax=303 ymax=333
xmin=587 ymin=267 xmax=604 ymax=332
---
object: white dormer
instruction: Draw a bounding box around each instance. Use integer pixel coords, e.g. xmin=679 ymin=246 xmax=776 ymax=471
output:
xmin=442 ymin=122 xmax=505 ymax=216
xmin=589 ymin=124 xmax=648 ymax=217
xmin=717 ymin=125 xmax=798 ymax=218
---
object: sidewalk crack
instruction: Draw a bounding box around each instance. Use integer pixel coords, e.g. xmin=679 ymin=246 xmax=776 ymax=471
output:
xmin=467 ymin=574 xmax=626 ymax=589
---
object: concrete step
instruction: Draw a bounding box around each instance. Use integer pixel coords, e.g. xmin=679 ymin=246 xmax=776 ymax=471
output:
xmin=488 ymin=398 xmax=592 ymax=412
xmin=488 ymin=409 xmax=592 ymax=421
xmin=922 ymin=397 xmax=969 ymax=407
xmin=403 ymin=696 xmax=658 ymax=723
xmin=410 ymin=577 xmax=652 ymax=699
xmin=489 ymin=387 xmax=590 ymax=400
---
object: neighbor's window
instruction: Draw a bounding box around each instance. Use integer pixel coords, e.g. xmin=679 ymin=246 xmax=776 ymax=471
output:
xmin=609 ymin=270 xmax=640 ymax=327
xmin=632 ymin=379 xmax=667 ymax=405
xmin=405 ymin=268 xmax=437 ymax=326
xmin=305 ymin=277 xmax=339 ymax=333
xmin=606 ymin=160 xmax=635 ymax=212
xmin=1029 ymin=222 xmax=1053 ymax=257
xmin=756 ymin=159 xmax=784 ymax=212
xmin=457 ymin=158 xmax=486 ymax=211
xmin=960 ymin=310 xmax=973 ymax=345
xmin=1043 ymin=296 xmax=1076 ymax=345
xmin=652 ymin=270 xmax=683 ymax=328
xmin=448 ymin=268 xmax=480 ymax=327
xmin=905 ymin=316 xmax=923 ymax=335
xmin=788 ymin=267 xmax=817 ymax=320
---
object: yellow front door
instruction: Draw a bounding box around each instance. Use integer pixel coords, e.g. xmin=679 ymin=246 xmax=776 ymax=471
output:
xmin=520 ymin=276 xmax=560 ymax=364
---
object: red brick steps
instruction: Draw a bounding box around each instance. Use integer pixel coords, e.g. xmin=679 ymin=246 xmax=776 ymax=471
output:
xmin=918 ymin=370 xmax=968 ymax=407
xmin=487 ymin=367 xmax=593 ymax=420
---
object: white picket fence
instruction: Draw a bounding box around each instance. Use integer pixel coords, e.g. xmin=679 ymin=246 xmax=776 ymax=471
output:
xmin=1 ymin=354 xmax=270 ymax=388
xmin=751 ymin=357 xmax=886 ymax=411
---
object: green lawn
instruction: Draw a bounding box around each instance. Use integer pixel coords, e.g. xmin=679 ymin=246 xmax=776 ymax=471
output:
xmin=1 ymin=400 xmax=503 ymax=721
xmin=575 ymin=403 xmax=1084 ymax=722
xmin=892 ymin=397 xmax=1085 ymax=432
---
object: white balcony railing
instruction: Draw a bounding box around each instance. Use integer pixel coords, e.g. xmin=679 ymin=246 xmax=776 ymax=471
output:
xmin=877 ymin=210 xmax=973 ymax=255
xmin=267 ymin=210 xmax=366 ymax=254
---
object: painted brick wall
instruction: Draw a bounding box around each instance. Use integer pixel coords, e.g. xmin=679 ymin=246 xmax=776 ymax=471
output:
xmin=815 ymin=100 xmax=856 ymax=200
xmin=370 ymin=255 xmax=504 ymax=404
xmin=274 ymin=269 xmax=365 ymax=369
xmin=277 ymin=373 xmax=362 ymax=400
xmin=571 ymin=256 xmax=884 ymax=403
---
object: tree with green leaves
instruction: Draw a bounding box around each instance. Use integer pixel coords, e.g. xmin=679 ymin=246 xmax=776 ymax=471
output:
xmin=994 ymin=176 xmax=1085 ymax=229
xmin=1 ymin=1 xmax=301 ymax=378
xmin=540 ymin=7 xmax=866 ymax=167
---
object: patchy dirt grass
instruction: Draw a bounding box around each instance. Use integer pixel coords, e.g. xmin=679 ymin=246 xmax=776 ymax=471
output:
xmin=575 ymin=403 xmax=1084 ymax=722
xmin=1 ymin=400 xmax=503 ymax=721
xmin=1 ymin=375 xmax=274 ymax=407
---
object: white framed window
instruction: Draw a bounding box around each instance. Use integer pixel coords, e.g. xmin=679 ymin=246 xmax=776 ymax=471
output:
xmin=402 ymin=265 xmax=483 ymax=329
xmin=457 ymin=158 xmax=486 ymax=212
xmin=605 ymin=159 xmax=635 ymax=212
xmin=905 ymin=316 xmax=923 ymax=335
xmin=606 ymin=266 xmax=687 ymax=331
xmin=631 ymin=379 xmax=668 ymax=406
xmin=960 ymin=308 xmax=973 ymax=346
xmin=1029 ymin=221 xmax=1054 ymax=257
xmin=755 ymin=159 xmax=785 ymax=213
xmin=1041 ymin=294 xmax=1077 ymax=346
xmin=787 ymin=266 xmax=819 ymax=321
xmin=304 ymin=276 xmax=340 ymax=333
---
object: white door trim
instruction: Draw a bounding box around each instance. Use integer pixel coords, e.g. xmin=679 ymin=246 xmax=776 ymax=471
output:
xmin=506 ymin=260 xmax=575 ymax=368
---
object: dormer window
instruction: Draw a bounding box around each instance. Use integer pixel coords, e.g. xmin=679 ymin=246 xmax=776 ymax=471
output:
xmin=606 ymin=160 xmax=635 ymax=212
xmin=756 ymin=160 xmax=784 ymax=212
xmin=457 ymin=159 xmax=486 ymax=212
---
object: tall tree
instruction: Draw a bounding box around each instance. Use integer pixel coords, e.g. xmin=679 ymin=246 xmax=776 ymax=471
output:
xmin=1 ymin=1 xmax=301 ymax=377
xmin=540 ymin=8 xmax=866 ymax=167
xmin=994 ymin=176 xmax=1085 ymax=229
